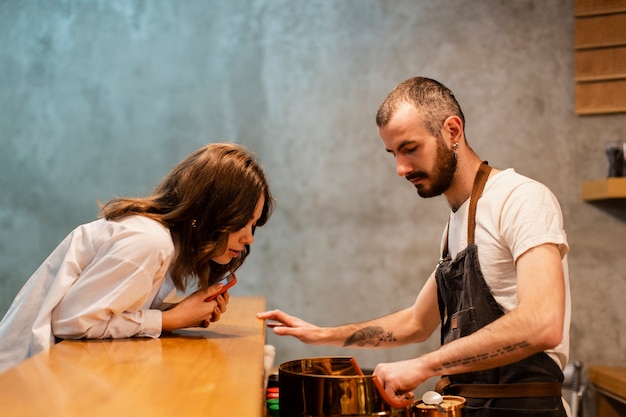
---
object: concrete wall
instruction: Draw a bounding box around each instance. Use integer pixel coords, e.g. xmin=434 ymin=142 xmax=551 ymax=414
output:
xmin=1 ymin=0 xmax=624 ymax=393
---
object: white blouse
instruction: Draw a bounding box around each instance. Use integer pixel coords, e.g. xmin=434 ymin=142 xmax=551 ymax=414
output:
xmin=0 ymin=215 xmax=176 ymax=373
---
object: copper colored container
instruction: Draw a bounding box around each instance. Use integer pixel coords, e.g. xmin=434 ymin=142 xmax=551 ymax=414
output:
xmin=279 ymin=357 xmax=404 ymax=416
xmin=409 ymin=396 xmax=466 ymax=416
xmin=278 ymin=357 xmax=465 ymax=417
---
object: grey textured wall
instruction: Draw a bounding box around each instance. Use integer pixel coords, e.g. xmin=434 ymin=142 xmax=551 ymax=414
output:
xmin=1 ymin=0 xmax=625 ymax=390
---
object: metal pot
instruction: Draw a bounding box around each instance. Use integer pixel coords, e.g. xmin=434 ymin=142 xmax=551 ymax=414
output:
xmin=278 ymin=357 xmax=465 ymax=417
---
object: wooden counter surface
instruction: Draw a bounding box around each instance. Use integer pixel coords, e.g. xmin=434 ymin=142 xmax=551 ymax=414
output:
xmin=588 ymin=365 xmax=626 ymax=417
xmin=0 ymin=296 xmax=267 ymax=417
xmin=589 ymin=365 xmax=626 ymax=399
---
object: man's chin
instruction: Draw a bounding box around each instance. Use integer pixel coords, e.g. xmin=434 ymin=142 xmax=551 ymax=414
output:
xmin=416 ymin=185 xmax=443 ymax=199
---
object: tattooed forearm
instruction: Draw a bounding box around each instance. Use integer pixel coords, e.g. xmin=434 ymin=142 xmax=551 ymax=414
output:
xmin=435 ymin=341 xmax=531 ymax=371
xmin=343 ymin=326 xmax=397 ymax=347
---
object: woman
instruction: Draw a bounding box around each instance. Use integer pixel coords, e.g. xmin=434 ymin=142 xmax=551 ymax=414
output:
xmin=0 ymin=143 xmax=274 ymax=373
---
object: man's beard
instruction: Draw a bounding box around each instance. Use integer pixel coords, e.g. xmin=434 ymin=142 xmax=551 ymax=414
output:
xmin=408 ymin=138 xmax=457 ymax=198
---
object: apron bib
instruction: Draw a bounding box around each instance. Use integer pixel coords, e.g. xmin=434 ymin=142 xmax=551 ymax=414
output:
xmin=434 ymin=162 xmax=566 ymax=417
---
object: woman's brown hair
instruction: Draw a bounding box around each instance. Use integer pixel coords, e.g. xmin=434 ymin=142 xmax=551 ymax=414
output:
xmin=99 ymin=143 xmax=274 ymax=291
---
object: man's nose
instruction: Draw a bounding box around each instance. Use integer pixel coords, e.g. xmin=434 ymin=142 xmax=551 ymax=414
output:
xmin=396 ymin=156 xmax=412 ymax=177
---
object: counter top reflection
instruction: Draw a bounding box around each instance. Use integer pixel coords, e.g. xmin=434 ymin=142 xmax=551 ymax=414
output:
xmin=0 ymin=296 xmax=267 ymax=417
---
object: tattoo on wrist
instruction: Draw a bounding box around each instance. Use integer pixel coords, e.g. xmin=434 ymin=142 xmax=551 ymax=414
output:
xmin=435 ymin=341 xmax=531 ymax=371
xmin=344 ymin=326 xmax=396 ymax=347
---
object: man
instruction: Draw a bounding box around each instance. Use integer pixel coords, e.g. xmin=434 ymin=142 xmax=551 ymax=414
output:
xmin=258 ymin=77 xmax=570 ymax=416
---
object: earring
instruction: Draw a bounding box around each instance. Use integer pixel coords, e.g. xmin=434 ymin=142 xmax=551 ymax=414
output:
xmin=453 ymin=142 xmax=458 ymax=159
xmin=191 ymin=219 xmax=197 ymax=229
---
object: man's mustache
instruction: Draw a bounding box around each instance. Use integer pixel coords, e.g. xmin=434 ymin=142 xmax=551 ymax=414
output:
xmin=406 ymin=171 xmax=427 ymax=182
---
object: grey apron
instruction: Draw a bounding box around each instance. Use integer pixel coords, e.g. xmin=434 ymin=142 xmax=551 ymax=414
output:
xmin=435 ymin=162 xmax=566 ymax=417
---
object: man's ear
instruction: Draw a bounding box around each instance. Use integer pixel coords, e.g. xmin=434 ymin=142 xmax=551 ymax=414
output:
xmin=442 ymin=116 xmax=463 ymax=144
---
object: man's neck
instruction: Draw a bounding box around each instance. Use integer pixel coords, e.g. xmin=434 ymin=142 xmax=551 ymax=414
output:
xmin=444 ymin=156 xmax=484 ymax=212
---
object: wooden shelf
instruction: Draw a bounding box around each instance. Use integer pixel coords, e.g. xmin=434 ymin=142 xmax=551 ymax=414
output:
xmin=575 ymin=0 xmax=626 ymax=17
xmin=582 ymin=177 xmax=626 ymax=200
xmin=573 ymin=1 xmax=626 ymax=114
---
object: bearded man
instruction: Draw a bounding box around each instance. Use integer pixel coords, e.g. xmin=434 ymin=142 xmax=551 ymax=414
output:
xmin=258 ymin=77 xmax=571 ymax=417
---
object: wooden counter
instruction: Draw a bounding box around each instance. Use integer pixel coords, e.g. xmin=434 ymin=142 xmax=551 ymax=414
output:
xmin=589 ymin=365 xmax=626 ymax=417
xmin=0 ymin=296 xmax=267 ymax=417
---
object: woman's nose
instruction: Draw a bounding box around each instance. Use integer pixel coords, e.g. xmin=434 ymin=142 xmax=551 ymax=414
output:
xmin=241 ymin=226 xmax=254 ymax=245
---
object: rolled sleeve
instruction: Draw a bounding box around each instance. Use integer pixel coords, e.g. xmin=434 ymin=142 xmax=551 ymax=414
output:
xmin=140 ymin=308 xmax=163 ymax=338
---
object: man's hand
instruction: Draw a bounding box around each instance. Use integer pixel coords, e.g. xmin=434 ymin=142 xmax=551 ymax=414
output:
xmin=256 ymin=309 xmax=325 ymax=345
xmin=373 ymin=358 xmax=426 ymax=403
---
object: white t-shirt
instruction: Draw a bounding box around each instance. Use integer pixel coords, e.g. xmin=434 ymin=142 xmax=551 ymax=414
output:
xmin=0 ymin=215 xmax=176 ymax=373
xmin=442 ymin=168 xmax=570 ymax=369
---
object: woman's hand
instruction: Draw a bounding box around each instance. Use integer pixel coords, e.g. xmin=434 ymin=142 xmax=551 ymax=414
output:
xmin=208 ymin=288 xmax=229 ymax=324
xmin=162 ymin=284 xmax=229 ymax=331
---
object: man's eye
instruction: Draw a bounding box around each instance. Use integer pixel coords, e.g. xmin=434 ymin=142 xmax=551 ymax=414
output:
xmin=252 ymin=225 xmax=257 ymax=235
xmin=399 ymin=148 xmax=418 ymax=157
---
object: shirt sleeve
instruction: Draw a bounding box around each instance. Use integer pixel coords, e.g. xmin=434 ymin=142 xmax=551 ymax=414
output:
xmin=500 ymin=181 xmax=569 ymax=262
xmin=51 ymin=223 xmax=174 ymax=340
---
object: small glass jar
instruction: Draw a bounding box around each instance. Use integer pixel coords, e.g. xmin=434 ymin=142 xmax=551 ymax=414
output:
xmin=604 ymin=140 xmax=624 ymax=177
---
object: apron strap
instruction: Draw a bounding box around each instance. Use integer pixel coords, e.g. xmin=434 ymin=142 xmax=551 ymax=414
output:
xmin=467 ymin=161 xmax=492 ymax=245
xmin=441 ymin=161 xmax=492 ymax=258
